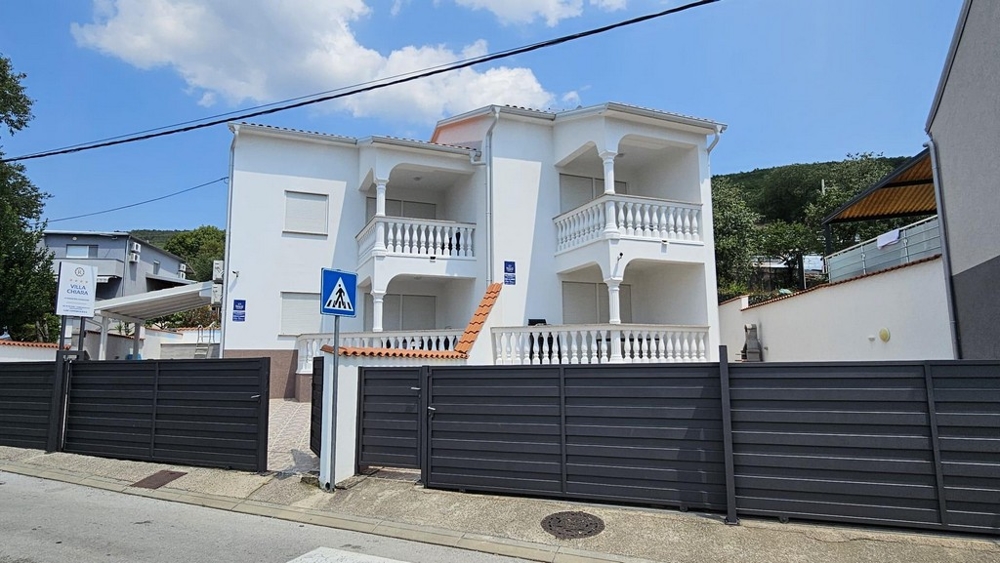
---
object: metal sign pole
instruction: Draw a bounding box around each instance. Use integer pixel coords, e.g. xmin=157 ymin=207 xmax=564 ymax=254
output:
xmin=77 ymin=317 xmax=86 ymax=353
xmin=319 ymin=315 xmax=340 ymax=490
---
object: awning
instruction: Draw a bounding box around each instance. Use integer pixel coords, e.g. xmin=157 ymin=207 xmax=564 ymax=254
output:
xmin=95 ymin=281 xmax=213 ymax=322
xmin=823 ymin=150 xmax=936 ymax=224
xmin=146 ymin=272 xmax=195 ymax=286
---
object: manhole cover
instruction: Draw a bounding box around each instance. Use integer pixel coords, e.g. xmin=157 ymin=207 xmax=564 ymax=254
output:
xmin=540 ymin=511 xmax=605 ymax=539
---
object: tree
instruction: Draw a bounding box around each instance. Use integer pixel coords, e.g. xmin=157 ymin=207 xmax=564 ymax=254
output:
xmin=162 ymin=225 xmax=225 ymax=282
xmin=0 ymin=54 xmax=55 ymax=341
xmin=760 ymin=221 xmax=815 ymax=289
xmin=711 ymin=177 xmax=762 ymax=297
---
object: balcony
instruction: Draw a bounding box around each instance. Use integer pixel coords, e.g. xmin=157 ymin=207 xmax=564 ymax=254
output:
xmin=358 ymin=217 xmax=476 ymax=263
xmin=295 ymin=329 xmax=463 ymax=373
xmin=555 ymin=194 xmax=702 ymax=253
xmin=826 ymin=216 xmax=940 ymax=282
xmin=492 ymin=324 xmax=709 ymax=365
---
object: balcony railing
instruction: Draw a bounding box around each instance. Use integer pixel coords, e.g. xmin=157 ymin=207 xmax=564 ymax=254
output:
xmin=826 ymin=216 xmax=940 ymax=282
xmin=554 ymin=194 xmax=702 ymax=252
xmin=492 ymin=324 xmax=709 ymax=365
xmin=295 ymin=329 xmax=464 ymax=373
xmin=358 ymin=217 xmax=476 ymax=262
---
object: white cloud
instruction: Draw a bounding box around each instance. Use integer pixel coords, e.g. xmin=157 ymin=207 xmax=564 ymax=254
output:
xmin=453 ymin=0 xmax=626 ymax=26
xmin=71 ymin=0 xmax=555 ymax=123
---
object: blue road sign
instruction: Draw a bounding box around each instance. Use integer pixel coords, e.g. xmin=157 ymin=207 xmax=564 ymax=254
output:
xmin=321 ymin=269 xmax=357 ymax=317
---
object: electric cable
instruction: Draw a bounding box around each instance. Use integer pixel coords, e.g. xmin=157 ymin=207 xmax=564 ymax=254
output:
xmin=47 ymin=176 xmax=228 ymax=223
xmin=3 ymin=0 xmax=720 ymax=163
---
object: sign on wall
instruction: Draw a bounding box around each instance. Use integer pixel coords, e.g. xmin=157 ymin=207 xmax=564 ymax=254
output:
xmin=504 ymin=260 xmax=516 ymax=285
xmin=232 ymin=299 xmax=246 ymax=322
xmin=55 ymin=262 xmax=97 ymax=317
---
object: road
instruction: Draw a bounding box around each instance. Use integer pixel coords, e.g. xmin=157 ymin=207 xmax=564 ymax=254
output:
xmin=0 ymin=472 xmax=528 ymax=563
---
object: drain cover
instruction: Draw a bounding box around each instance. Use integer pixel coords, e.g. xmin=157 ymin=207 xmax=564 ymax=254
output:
xmin=540 ymin=511 xmax=605 ymax=539
xmin=130 ymin=470 xmax=186 ymax=489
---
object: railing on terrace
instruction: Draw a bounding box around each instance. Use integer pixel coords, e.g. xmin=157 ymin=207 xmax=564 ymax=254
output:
xmin=554 ymin=194 xmax=702 ymax=252
xmin=357 ymin=217 xmax=476 ymax=261
xmin=825 ymin=216 xmax=940 ymax=282
xmin=492 ymin=324 xmax=709 ymax=365
xmin=295 ymin=329 xmax=464 ymax=373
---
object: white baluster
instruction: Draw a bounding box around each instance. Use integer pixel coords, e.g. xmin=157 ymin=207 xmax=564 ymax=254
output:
xmin=683 ymin=210 xmax=692 ymax=240
xmin=691 ymin=210 xmax=700 ymax=241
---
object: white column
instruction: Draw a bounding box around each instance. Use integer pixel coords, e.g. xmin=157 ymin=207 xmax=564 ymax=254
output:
xmin=374 ymin=179 xmax=387 ymax=252
xmin=98 ymin=316 xmax=110 ymax=360
xmin=371 ymin=290 xmax=385 ymax=333
xmin=605 ymin=278 xmax=622 ymax=325
xmin=599 ymin=150 xmax=617 ymax=195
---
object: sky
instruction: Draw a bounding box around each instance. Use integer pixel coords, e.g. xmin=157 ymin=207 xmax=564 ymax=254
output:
xmin=0 ymin=0 xmax=962 ymax=233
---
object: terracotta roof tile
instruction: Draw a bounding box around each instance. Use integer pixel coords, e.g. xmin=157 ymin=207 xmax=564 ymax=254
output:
xmin=320 ymin=282 xmax=502 ymax=360
xmin=0 ymin=340 xmax=65 ymax=349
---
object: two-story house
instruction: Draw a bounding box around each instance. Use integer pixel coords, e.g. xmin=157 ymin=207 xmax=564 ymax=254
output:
xmin=222 ymin=102 xmax=725 ymax=395
xmin=43 ymin=231 xmax=192 ymax=299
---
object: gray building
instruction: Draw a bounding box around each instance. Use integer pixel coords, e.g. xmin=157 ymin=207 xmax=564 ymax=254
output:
xmin=43 ymin=231 xmax=193 ymax=300
xmin=926 ymin=0 xmax=1000 ymax=359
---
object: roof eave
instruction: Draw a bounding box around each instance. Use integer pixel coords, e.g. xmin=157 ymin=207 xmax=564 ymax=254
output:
xmin=822 ymin=149 xmax=932 ymax=225
xmin=926 ymin=0 xmax=972 ymax=132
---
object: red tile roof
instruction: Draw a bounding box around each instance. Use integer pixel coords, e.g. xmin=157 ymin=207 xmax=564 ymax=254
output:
xmin=0 ymin=340 xmax=65 ymax=349
xmin=320 ymin=282 xmax=502 ymax=360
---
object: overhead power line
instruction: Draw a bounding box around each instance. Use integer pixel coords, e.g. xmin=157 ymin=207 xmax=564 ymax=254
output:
xmin=3 ymin=0 xmax=720 ymax=164
xmin=47 ymin=176 xmax=228 ymax=223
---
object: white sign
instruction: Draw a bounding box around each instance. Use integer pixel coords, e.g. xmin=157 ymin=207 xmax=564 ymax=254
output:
xmin=56 ymin=262 xmax=98 ymax=317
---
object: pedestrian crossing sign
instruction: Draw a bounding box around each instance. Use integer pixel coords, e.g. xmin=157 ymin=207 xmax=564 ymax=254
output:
xmin=320 ymin=269 xmax=357 ymax=317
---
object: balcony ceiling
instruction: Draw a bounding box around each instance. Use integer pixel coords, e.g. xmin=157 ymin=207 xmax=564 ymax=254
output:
xmin=823 ymin=150 xmax=936 ymax=224
xmin=388 ymin=166 xmax=468 ymax=192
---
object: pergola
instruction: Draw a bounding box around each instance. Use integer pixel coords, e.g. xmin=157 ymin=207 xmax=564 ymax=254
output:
xmin=93 ymin=281 xmax=214 ymax=360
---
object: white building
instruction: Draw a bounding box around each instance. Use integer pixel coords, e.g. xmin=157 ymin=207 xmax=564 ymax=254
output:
xmin=222 ymin=103 xmax=726 ymax=398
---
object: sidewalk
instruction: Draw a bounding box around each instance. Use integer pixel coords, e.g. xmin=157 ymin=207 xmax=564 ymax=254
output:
xmin=1 ymin=443 xmax=996 ymax=563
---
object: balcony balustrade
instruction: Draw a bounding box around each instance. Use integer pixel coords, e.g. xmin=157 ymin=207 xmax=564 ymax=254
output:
xmin=358 ymin=217 xmax=476 ymax=262
xmin=555 ymin=194 xmax=702 ymax=252
xmin=492 ymin=324 xmax=709 ymax=365
xmin=295 ymin=329 xmax=464 ymax=373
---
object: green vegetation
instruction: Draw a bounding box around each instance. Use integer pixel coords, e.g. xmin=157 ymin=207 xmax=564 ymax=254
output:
xmin=712 ymin=152 xmax=911 ymax=297
xmin=130 ymin=229 xmax=185 ymax=247
xmin=0 ymin=54 xmax=56 ymax=342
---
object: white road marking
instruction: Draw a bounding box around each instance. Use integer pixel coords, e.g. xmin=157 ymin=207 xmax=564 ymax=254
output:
xmin=287 ymin=547 xmax=415 ymax=563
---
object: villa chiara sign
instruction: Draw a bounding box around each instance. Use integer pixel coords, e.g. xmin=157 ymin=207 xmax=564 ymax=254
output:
xmin=56 ymin=262 xmax=97 ymax=318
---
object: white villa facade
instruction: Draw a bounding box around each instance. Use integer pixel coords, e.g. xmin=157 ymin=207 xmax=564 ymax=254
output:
xmin=222 ymin=103 xmax=725 ymax=397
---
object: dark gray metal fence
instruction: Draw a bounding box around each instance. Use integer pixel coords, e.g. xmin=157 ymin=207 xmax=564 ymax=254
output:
xmin=361 ymin=354 xmax=1000 ymax=536
xmin=63 ymin=359 xmax=270 ymax=471
xmin=310 ymin=356 xmax=323 ymax=456
xmin=0 ymin=362 xmax=55 ymax=449
xmin=356 ymin=367 xmax=421 ymax=470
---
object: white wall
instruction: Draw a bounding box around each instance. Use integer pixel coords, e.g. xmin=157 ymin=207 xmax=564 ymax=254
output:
xmin=0 ymin=343 xmax=58 ymax=362
xmin=718 ymin=297 xmax=749 ymax=363
xmin=629 ymin=263 xmax=708 ymax=325
xmin=719 ymin=258 xmax=954 ymax=361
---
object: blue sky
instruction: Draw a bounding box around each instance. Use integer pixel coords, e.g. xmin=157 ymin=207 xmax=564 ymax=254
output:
xmin=1 ymin=0 xmax=961 ymax=232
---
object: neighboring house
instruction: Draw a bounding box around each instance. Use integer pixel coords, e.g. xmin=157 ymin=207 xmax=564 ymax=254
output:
xmin=43 ymin=231 xmax=193 ymax=299
xmin=223 ymin=102 xmax=726 ymax=397
xmin=925 ymin=0 xmax=1000 ymax=360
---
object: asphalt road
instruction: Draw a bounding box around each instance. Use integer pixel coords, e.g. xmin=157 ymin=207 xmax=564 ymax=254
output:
xmin=0 ymin=472 xmax=528 ymax=563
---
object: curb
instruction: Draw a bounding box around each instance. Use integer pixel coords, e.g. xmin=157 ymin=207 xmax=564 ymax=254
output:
xmin=0 ymin=460 xmax=661 ymax=563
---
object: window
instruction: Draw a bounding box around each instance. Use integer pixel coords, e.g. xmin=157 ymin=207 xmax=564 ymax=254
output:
xmin=284 ymin=191 xmax=329 ymax=235
xmin=152 ymin=261 xmax=161 ymax=275
xmin=365 ymin=198 xmax=436 ymax=222
xmin=561 ymin=282 xmax=632 ymax=324
xmin=559 ymin=174 xmax=627 ymax=214
xmin=280 ymin=292 xmax=321 ymax=335
xmin=66 ymin=244 xmax=97 ymax=259
xmin=364 ymin=293 xmax=436 ymax=331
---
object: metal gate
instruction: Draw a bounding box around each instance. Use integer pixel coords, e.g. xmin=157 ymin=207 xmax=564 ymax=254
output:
xmin=422 ymin=364 xmax=727 ymax=511
xmin=356 ymin=367 xmax=422 ymax=470
xmin=62 ymin=358 xmax=270 ymax=471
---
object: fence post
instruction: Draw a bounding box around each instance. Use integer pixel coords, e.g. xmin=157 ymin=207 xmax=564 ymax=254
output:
xmin=559 ymin=365 xmax=568 ymax=495
xmin=150 ymin=361 xmax=160 ymax=460
xmin=923 ymin=361 xmax=949 ymax=528
xmin=718 ymin=345 xmax=739 ymax=525
xmin=419 ymin=366 xmax=431 ymax=485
